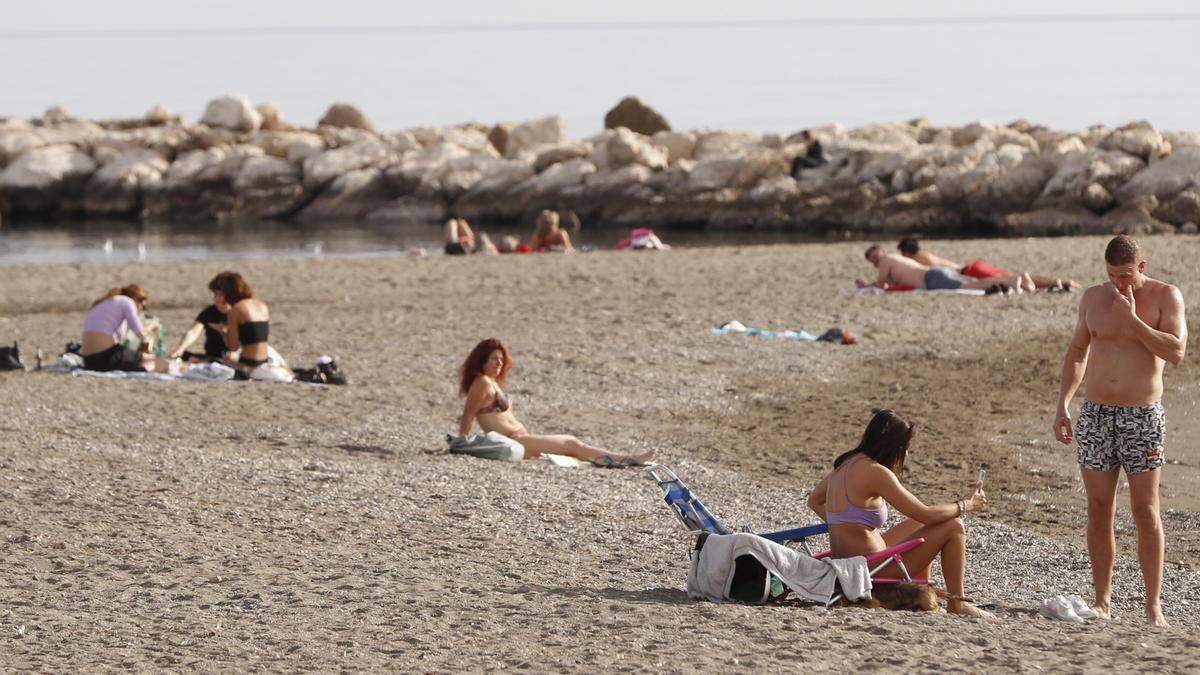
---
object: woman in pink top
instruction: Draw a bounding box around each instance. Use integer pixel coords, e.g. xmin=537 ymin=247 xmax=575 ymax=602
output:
xmin=80 ymin=284 xmax=167 ymax=372
xmin=807 ymin=409 xmax=992 ymax=617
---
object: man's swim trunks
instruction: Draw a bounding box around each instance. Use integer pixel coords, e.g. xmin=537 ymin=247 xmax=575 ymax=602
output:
xmin=1075 ymin=401 xmax=1165 ymax=474
xmin=924 ymin=266 xmax=971 ymax=290
xmin=960 ymin=259 xmax=1010 ymax=279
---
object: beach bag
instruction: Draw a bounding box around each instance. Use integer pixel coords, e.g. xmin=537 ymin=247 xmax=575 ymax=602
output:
xmin=0 ymin=342 xmax=25 ymax=371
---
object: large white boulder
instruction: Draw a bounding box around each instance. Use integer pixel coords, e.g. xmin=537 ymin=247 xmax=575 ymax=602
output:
xmin=298 ymin=167 xmax=391 ymax=221
xmin=591 ymin=127 xmax=667 ymax=171
xmin=0 ymin=128 xmax=46 ymax=166
xmin=688 ymin=151 xmax=785 ymax=192
xmin=747 ymin=175 xmax=802 ymax=203
xmin=230 ymin=156 xmax=306 ymax=218
xmin=200 ymin=96 xmax=263 ymax=133
xmin=302 ymin=140 xmax=392 ymax=191
xmin=504 ymin=115 xmax=567 ymax=159
xmin=533 ymin=141 xmax=593 ymax=172
xmin=0 ymin=144 xmax=96 ymax=190
xmin=84 ymin=150 xmax=169 ymax=214
xmin=1037 ymin=149 xmax=1145 ymax=210
xmin=582 ymin=164 xmax=654 ymax=198
xmin=652 ymin=130 xmax=697 ymax=164
xmin=455 ymin=160 xmax=535 ymax=202
xmin=1100 ymin=121 xmax=1167 ymax=162
xmin=233 ymin=155 xmax=301 ymax=192
xmin=1114 ymin=147 xmax=1200 ymax=205
xmin=0 ymin=144 xmax=96 ymax=211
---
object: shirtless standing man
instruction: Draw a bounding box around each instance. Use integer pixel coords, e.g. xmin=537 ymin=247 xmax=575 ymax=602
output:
xmin=1052 ymin=235 xmax=1187 ymax=626
xmin=855 ymin=244 xmax=1033 ymax=292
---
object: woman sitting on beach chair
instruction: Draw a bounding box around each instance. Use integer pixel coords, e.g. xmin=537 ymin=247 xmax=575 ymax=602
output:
xmin=807 ymin=409 xmax=994 ymax=618
xmin=457 ymin=338 xmax=654 ymax=467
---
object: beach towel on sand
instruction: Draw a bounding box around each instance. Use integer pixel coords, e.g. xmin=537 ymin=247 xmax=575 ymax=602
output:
xmin=446 ymin=432 xmax=525 ymax=462
xmin=712 ymin=321 xmax=857 ymax=345
xmin=687 ymin=533 xmax=871 ymax=604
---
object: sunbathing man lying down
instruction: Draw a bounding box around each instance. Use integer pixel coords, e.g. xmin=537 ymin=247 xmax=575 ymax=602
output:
xmin=856 ymin=244 xmax=1035 ymax=293
xmin=898 ymin=237 xmax=1079 ymax=291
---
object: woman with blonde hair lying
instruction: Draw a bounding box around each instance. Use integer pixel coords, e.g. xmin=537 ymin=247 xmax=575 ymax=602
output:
xmin=457 ymin=338 xmax=654 ymax=467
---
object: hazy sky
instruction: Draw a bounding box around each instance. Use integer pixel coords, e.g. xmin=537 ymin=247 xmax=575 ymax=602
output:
xmin=3 ymin=1 xmax=1198 ymax=133
xmin=6 ymin=0 xmax=1198 ymax=32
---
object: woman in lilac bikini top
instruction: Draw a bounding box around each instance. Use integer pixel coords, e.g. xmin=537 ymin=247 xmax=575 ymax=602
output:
xmin=807 ymin=409 xmax=994 ymax=618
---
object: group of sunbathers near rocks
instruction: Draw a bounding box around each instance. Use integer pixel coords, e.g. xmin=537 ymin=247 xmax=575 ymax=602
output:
xmin=856 ymin=237 xmax=1080 ymax=294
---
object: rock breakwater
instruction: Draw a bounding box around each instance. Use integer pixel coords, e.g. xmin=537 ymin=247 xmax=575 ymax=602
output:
xmin=1 ymin=96 xmax=1197 ymax=235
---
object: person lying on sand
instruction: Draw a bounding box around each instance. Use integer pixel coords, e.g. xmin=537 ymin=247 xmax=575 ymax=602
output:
xmin=444 ymin=218 xmax=498 ymax=256
xmin=80 ymin=283 xmax=170 ymax=373
xmin=898 ymin=237 xmax=1079 ymax=291
xmin=807 ymin=409 xmax=995 ymax=618
xmin=857 ymin=244 xmax=1035 ymax=293
xmin=457 ymin=338 xmax=654 ymax=467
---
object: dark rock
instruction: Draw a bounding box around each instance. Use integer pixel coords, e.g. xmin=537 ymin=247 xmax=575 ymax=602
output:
xmin=604 ymin=96 xmax=671 ymax=136
xmin=319 ymin=103 xmax=374 ymax=133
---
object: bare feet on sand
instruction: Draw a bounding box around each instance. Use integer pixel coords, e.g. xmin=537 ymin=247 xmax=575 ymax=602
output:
xmin=1147 ymin=604 xmax=1169 ymax=627
xmin=949 ymin=600 xmax=997 ymax=619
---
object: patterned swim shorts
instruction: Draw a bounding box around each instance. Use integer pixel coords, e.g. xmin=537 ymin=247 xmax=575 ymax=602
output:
xmin=1075 ymin=401 xmax=1166 ymax=474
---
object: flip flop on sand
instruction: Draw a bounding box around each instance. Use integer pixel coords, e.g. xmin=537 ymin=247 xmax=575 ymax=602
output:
xmin=591 ymin=455 xmax=645 ymax=469
xmin=590 ymin=449 xmax=657 ymax=468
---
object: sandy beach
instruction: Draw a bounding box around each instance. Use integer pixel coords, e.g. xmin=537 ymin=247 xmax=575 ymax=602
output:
xmin=2 ymin=234 xmax=1199 ymax=672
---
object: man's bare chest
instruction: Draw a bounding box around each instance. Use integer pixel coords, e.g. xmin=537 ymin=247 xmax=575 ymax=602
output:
xmin=1088 ymin=296 xmax=1159 ymax=340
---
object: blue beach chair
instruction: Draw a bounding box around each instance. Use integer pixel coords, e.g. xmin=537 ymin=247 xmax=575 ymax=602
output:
xmin=644 ymin=464 xmax=829 ymax=555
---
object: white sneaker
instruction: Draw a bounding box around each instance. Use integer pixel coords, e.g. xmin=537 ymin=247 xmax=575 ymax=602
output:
xmin=1040 ymin=596 xmax=1085 ymax=623
xmin=1064 ymin=595 xmax=1100 ymax=620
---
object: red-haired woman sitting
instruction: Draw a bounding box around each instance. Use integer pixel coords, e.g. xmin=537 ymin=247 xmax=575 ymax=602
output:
xmin=208 ymin=271 xmax=277 ymax=377
xmin=457 ymin=338 xmax=655 ymax=467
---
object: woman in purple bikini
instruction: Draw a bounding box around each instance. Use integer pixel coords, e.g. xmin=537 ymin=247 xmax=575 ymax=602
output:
xmin=807 ymin=409 xmax=993 ymax=618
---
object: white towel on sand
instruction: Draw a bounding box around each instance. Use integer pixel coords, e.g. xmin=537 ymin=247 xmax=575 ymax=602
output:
xmin=686 ymin=532 xmax=870 ymax=604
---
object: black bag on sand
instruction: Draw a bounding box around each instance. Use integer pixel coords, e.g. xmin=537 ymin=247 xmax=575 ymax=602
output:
xmin=0 ymin=342 xmax=25 ymax=371
xmin=294 ymin=356 xmax=348 ymax=385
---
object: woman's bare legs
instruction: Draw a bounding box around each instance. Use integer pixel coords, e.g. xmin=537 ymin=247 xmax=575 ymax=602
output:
xmin=881 ymin=517 xmax=994 ymax=618
xmin=514 ymin=434 xmax=656 ymax=466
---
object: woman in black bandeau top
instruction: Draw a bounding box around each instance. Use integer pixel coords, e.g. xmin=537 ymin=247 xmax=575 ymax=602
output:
xmin=458 ymin=338 xmax=656 ymax=467
xmin=208 ymin=271 xmax=272 ymax=374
